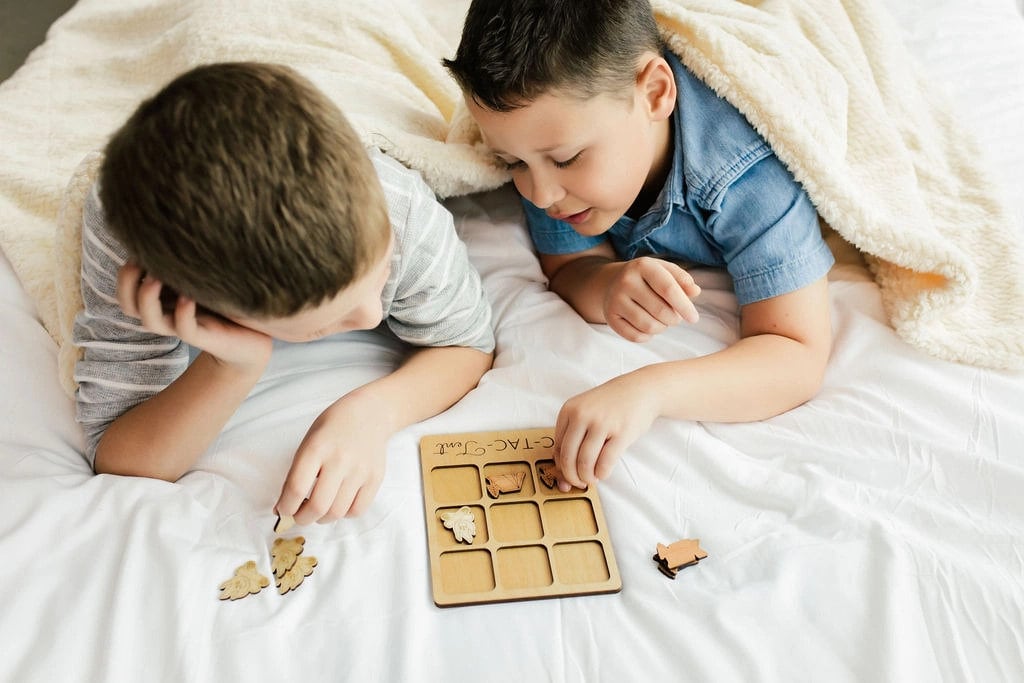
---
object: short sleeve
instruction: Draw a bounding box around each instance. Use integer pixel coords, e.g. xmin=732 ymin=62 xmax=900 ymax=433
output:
xmin=704 ymin=154 xmax=834 ymax=305
xmin=377 ymin=155 xmax=495 ymax=353
xmin=72 ymin=185 xmax=189 ymax=465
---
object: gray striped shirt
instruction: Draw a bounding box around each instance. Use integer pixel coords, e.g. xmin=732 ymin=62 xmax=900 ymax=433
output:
xmin=73 ymin=149 xmax=494 ymax=465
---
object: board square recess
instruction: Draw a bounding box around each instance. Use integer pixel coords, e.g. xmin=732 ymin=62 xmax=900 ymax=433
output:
xmin=419 ymin=427 xmax=622 ymax=607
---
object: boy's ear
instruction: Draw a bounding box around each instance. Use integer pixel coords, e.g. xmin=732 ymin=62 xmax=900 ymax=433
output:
xmin=636 ymin=55 xmax=677 ymax=121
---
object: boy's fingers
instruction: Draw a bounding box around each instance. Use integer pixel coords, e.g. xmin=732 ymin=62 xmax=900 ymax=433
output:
xmin=619 ymin=297 xmax=670 ymax=336
xmin=277 ymin=458 xmax=320 ymax=520
xmin=345 ymin=481 xmax=380 ymax=519
xmin=171 ymin=296 xmax=198 ymax=339
xmin=651 ymin=266 xmax=699 ymax=324
xmin=608 ymin=314 xmax=652 ymax=343
xmin=574 ymin=429 xmax=605 ymax=485
xmin=317 ymin=474 xmax=359 ymax=524
xmin=296 ymin=466 xmax=343 ymax=526
xmin=634 ymin=263 xmax=694 ymax=325
xmin=135 ymin=277 xmax=176 ymax=335
xmin=593 ymin=436 xmax=625 ymax=480
xmin=554 ymin=422 xmax=587 ymax=491
xmin=671 ymin=268 xmax=701 ymax=321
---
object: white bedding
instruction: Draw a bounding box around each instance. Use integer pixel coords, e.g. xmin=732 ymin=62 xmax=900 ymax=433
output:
xmin=2 ymin=1 xmax=1023 ymax=681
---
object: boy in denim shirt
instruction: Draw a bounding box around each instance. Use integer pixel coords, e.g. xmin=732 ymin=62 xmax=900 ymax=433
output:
xmin=445 ymin=0 xmax=834 ymax=491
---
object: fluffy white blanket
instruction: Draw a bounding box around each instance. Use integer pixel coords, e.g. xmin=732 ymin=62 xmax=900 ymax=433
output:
xmin=0 ymin=0 xmax=1020 ymax=398
xmin=651 ymin=0 xmax=1024 ymax=371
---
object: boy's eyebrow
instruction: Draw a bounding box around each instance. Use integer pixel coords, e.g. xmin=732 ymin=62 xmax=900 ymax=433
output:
xmin=491 ymin=144 xmax=564 ymax=156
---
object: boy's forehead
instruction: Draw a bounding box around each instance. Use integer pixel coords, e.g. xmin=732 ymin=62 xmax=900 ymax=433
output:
xmin=468 ymin=91 xmax=607 ymax=153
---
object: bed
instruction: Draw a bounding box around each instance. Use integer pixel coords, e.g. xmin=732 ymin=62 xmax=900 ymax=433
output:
xmin=2 ymin=0 xmax=1023 ymax=681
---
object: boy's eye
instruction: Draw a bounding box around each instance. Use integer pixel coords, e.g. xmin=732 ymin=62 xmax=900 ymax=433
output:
xmin=553 ymin=152 xmax=582 ymax=169
xmin=498 ymin=157 xmax=525 ymax=171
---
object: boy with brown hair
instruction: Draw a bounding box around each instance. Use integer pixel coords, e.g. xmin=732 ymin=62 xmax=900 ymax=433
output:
xmin=445 ymin=0 xmax=834 ymax=491
xmin=74 ymin=62 xmax=494 ymax=522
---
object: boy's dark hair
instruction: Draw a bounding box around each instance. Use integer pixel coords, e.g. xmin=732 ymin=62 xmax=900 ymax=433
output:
xmin=443 ymin=0 xmax=663 ymax=112
xmin=100 ymin=62 xmax=390 ymax=318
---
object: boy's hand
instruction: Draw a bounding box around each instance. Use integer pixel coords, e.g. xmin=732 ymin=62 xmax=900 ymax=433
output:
xmin=553 ymin=373 xmax=659 ymax=492
xmin=276 ymin=392 xmax=391 ymax=524
xmin=603 ymin=257 xmax=700 ymax=342
xmin=116 ymin=263 xmax=272 ymax=371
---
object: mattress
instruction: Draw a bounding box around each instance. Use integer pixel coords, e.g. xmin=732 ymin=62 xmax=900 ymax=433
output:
xmin=1 ymin=1 xmax=1022 ymax=681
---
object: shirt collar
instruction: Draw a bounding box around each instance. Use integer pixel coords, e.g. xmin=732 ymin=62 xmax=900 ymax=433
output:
xmin=663 ymin=50 xmax=687 ymax=209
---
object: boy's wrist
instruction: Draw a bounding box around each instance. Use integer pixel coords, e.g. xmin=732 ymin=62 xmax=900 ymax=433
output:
xmin=328 ymin=384 xmax=402 ymax=435
xmin=200 ymin=349 xmax=269 ymax=380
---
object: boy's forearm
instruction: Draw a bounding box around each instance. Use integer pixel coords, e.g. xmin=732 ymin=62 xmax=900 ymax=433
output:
xmin=93 ymin=352 xmax=263 ymax=481
xmin=631 ymin=332 xmax=828 ymax=423
xmin=546 ymin=255 xmax=620 ymax=323
xmin=345 ymin=346 xmax=493 ymax=434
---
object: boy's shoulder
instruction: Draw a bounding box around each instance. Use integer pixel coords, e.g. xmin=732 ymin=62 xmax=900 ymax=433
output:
xmin=367 ymin=147 xmax=450 ymax=244
xmin=82 ymin=181 xmax=128 ymax=261
xmin=368 ymin=148 xmax=437 ymax=211
xmin=666 ymin=51 xmax=774 ymax=207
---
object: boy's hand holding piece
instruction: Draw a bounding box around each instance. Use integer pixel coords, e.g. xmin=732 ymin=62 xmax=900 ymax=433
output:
xmin=554 ymin=372 xmax=660 ymax=492
xmin=277 ymin=388 xmax=392 ymax=524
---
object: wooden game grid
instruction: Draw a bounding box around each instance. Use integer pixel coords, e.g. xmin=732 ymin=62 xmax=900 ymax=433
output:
xmin=419 ymin=427 xmax=622 ymax=607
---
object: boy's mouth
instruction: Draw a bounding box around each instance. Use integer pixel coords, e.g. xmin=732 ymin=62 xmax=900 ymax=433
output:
xmin=552 ymin=208 xmax=592 ymax=225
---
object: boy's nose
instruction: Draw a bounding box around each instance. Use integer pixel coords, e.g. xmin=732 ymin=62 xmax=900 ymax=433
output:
xmin=523 ymin=170 xmax=566 ymax=209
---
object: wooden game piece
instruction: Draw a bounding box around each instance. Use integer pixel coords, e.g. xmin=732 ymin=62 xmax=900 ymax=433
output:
xmin=485 ymin=471 xmax=527 ymax=498
xmin=218 ymin=560 xmax=270 ymax=600
xmin=276 ymin=555 xmax=318 ymax=595
xmin=653 ymin=539 xmax=707 ymax=579
xmin=654 ymin=559 xmax=678 ymax=580
xmin=440 ymin=506 xmax=477 ymax=544
xmin=656 ymin=539 xmax=708 ymax=569
xmin=537 ymin=462 xmax=587 ymax=492
xmin=271 ymin=536 xmax=306 ymax=578
xmin=537 ymin=463 xmax=559 ymax=489
xmin=274 ymin=513 xmax=295 ymax=535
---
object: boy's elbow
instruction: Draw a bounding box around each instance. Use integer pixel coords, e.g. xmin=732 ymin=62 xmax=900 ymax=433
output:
xmin=466 ymin=347 xmax=495 ymax=385
xmin=92 ymin=444 xmax=184 ymax=483
xmin=795 ymin=339 xmax=830 ymax=404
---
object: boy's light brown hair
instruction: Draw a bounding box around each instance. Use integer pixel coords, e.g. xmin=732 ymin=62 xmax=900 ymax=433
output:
xmin=100 ymin=62 xmax=389 ymax=318
xmin=443 ymin=0 xmax=663 ymax=112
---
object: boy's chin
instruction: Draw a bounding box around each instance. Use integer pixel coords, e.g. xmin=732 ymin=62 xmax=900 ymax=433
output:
xmin=571 ymin=209 xmax=618 ymax=236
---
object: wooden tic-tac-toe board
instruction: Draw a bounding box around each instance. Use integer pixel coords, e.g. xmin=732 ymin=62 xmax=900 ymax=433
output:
xmin=419 ymin=427 xmax=622 ymax=607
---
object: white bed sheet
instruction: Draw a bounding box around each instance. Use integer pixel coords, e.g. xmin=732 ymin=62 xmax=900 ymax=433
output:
xmin=2 ymin=1 xmax=1024 ymax=682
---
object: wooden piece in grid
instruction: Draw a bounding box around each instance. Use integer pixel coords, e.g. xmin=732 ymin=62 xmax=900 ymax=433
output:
xmin=419 ymin=427 xmax=622 ymax=607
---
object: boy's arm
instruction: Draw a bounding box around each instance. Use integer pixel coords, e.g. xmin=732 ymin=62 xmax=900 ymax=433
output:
xmin=620 ymin=275 xmax=830 ymax=421
xmin=540 ymin=245 xmax=701 ymax=342
xmin=93 ymin=272 xmax=274 ymax=480
xmin=93 ymin=351 xmax=265 ymax=481
xmin=274 ymin=152 xmax=496 ymax=523
xmin=540 ymin=242 xmax=621 ymax=321
xmin=552 ymin=276 xmax=831 ymax=489
xmin=277 ymin=345 xmax=493 ymax=524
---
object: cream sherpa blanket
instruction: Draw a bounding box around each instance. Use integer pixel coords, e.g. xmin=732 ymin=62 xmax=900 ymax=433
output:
xmin=0 ymin=0 xmax=1020 ymax=399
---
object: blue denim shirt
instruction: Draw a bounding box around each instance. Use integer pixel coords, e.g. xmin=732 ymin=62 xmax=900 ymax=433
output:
xmin=525 ymin=52 xmax=834 ymax=305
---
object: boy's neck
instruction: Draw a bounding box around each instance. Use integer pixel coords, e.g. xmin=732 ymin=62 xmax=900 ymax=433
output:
xmin=627 ymin=116 xmax=674 ymax=219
